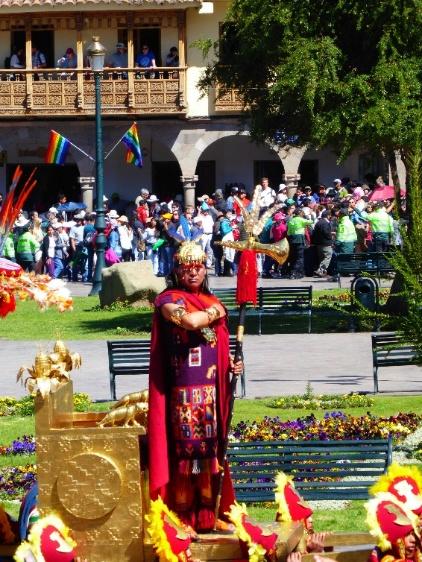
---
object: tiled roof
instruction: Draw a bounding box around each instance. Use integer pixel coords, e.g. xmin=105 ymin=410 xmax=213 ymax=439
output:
xmin=0 ymin=0 xmax=199 ymax=6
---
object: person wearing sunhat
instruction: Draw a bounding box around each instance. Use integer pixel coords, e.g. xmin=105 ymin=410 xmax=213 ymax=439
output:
xmin=117 ymin=215 xmax=134 ymax=262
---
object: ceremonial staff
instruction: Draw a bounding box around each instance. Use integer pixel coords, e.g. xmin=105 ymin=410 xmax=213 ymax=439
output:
xmin=213 ymin=187 xmax=290 ymax=529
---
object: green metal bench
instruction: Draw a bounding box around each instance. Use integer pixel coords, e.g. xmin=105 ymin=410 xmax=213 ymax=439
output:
xmin=213 ymin=286 xmax=312 ymax=335
xmin=336 ymin=252 xmax=394 ymax=287
xmin=258 ymin=286 xmax=312 ymax=335
xmin=227 ymin=438 xmax=392 ymax=502
xmin=107 ymin=336 xmax=244 ymax=400
xmin=372 ymin=332 xmax=418 ymax=393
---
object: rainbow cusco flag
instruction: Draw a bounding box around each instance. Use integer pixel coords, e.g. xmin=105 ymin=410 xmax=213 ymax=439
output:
xmin=45 ymin=130 xmax=71 ymax=165
xmin=122 ymin=123 xmax=143 ymax=168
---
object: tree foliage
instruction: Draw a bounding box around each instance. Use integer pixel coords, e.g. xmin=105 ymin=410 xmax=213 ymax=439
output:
xmin=200 ymin=0 xmax=422 ymax=176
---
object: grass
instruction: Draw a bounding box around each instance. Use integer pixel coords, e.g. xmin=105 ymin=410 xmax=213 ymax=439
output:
xmin=0 ymin=288 xmax=398 ymax=340
xmin=0 ymin=297 xmax=152 ymax=340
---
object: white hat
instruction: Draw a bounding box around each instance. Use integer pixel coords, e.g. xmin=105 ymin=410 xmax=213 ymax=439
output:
xmin=49 ymin=207 xmax=58 ymax=214
xmin=108 ymin=210 xmax=119 ymax=219
xmin=74 ymin=211 xmax=86 ymax=219
xmin=15 ymin=216 xmax=29 ymax=227
xmin=334 ymin=178 xmax=342 ymax=184
xmin=278 ymin=184 xmax=287 ymax=191
xmin=103 ymin=195 xmax=108 ymax=202
xmin=147 ymin=194 xmax=159 ymax=203
xmin=197 ymin=194 xmax=209 ymax=201
xmin=118 ymin=215 xmax=128 ymax=223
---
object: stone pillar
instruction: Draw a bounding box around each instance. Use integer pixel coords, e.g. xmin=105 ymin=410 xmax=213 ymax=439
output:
xmin=79 ymin=176 xmax=95 ymax=212
xmin=283 ymin=173 xmax=301 ymax=198
xmin=180 ymin=175 xmax=198 ymax=208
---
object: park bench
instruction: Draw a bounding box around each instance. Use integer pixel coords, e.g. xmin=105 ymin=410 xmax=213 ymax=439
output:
xmin=336 ymin=252 xmax=394 ymax=288
xmin=258 ymin=286 xmax=312 ymax=335
xmin=227 ymin=438 xmax=392 ymax=502
xmin=372 ymin=332 xmax=418 ymax=393
xmin=108 ymin=336 xmax=245 ymax=400
xmin=212 ymin=286 xmax=312 ymax=335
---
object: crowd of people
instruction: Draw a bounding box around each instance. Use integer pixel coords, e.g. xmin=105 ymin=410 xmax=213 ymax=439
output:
xmin=5 ymin=42 xmax=179 ymax=75
xmin=0 ymin=174 xmax=401 ymax=283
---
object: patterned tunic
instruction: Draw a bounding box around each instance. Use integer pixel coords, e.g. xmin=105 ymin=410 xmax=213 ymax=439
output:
xmin=156 ymin=291 xmax=219 ymax=475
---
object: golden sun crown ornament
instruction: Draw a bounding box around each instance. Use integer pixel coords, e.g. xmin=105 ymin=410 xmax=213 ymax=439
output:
xmin=17 ymin=340 xmax=82 ymax=398
xmin=218 ymin=185 xmax=289 ymax=264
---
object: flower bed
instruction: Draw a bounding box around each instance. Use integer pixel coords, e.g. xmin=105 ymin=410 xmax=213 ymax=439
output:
xmin=268 ymin=393 xmax=374 ymax=410
xmin=0 ymin=465 xmax=36 ymax=499
xmin=0 ymin=392 xmax=92 ymax=416
xmin=0 ymin=435 xmax=35 ymax=456
xmin=230 ymin=412 xmax=421 ymax=443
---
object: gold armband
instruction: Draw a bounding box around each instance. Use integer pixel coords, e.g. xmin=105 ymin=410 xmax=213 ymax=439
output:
xmin=170 ymin=306 xmax=187 ymax=327
xmin=205 ymin=305 xmax=221 ymax=324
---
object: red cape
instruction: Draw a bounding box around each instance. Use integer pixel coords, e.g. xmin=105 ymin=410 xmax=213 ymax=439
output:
xmin=148 ymin=288 xmax=235 ymax=515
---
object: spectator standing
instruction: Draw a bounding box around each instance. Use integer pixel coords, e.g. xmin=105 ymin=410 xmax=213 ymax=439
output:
xmin=143 ymin=218 xmax=159 ymax=273
xmin=233 ymin=188 xmax=251 ymax=216
xmin=117 ymin=215 xmax=134 ymax=261
xmin=2 ymin=231 xmax=16 ymax=261
xmin=366 ymin=202 xmax=394 ymax=252
xmin=212 ymin=189 xmax=227 ymax=212
xmin=287 ymin=209 xmax=313 ymax=279
xmin=198 ymin=203 xmax=215 ymax=268
xmin=165 ymin=46 xmax=179 ymax=67
xmin=10 ymin=47 xmax=24 ymax=69
xmin=29 ymin=217 xmax=44 ymax=273
xmin=312 ymin=211 xmax=333 ymax=277
xmin=41 ymin=224 xmax=56 ymax=277
xmin=258 ymin=177 xmax=276 ymax=211
xmin=83 ymin=214 xmax=96 ymax=281
xmin=335 ymin=208 xmax=357 ymax=254
xmin=69 ymin=212 xmax=87 ymax=282
xmin=109 ymin=43 xmax=128 ymax=68
xmin=16 ymin=225 xmax=37 ymax=272
xmin=276 ymin=184 xmax=288 ymax=203
xmin=52 ymin=223 xmax=69 ymax=279
xmin=225 ymin=186 xmax=238 ymax=212
xmin=135 ymin=45 xmax=157 ymax=78
xmin=31 ymin=46 xmax=47 ymax=69
xmin=57 ymin=48 xmax=77 ymax=69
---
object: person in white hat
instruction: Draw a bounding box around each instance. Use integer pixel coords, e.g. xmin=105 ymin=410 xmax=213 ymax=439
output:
xmin=277 ymin=184 xmax=288 ymax=203
xmin=117 ymin=215 xmax=134 ymax=262
xmin=69 ymin=212 xmax=87 ymax=282
xmin=108 ymin=209 xmax=120 ymax=220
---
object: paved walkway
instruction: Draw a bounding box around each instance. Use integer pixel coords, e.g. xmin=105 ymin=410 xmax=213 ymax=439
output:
xmin=2 ymin=274 xmax=417 ymax=402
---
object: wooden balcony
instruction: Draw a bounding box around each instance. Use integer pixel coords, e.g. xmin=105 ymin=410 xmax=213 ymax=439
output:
xmin=0 ymin=67 xmax=187 ymax=118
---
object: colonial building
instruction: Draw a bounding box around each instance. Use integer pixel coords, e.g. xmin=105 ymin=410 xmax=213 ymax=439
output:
xmin=0 ymin=0 xmax=398 ymax=209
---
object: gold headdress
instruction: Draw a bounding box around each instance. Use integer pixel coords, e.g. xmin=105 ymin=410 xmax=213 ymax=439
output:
xmin=174 ymin=240 xmax=206 ymax=266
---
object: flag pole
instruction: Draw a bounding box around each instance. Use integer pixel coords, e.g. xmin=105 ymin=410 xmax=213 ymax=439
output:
xmin=67 ymin=140 xmax=95 ymax=162
xmin=104 ymin=122 xmax=136 ymax=160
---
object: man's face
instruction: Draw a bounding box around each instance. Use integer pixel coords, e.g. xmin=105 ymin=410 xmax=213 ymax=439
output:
xmin=261 ymin=178 xmax=269 ymax=189
xmin=177 ymin=263 xmax=206 ymax=292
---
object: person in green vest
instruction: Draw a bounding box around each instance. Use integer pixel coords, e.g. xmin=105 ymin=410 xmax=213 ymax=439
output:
xmin=366 ymin=202 xmax=394 ymax=252
xmin=287 ymin=209 xmax=313 ymax=279
xmin=16 ymin=225 xmax=37 ymax=272
xmin=1 ymin=231 xmax=16 ymax=262
xmin=335 ymin=208 xmax=357 ymax=254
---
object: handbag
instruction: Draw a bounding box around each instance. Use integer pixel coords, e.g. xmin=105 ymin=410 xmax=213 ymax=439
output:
xmin=104 ymin=247 xmax=121 ymax=266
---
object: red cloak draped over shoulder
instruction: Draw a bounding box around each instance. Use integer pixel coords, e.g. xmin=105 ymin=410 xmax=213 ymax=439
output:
xmin=148 ymin=287 xmax=235 ymax=516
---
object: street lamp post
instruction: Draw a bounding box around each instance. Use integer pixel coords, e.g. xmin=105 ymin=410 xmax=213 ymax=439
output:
xmin=88 ymin=36 xmax=107 ymax=296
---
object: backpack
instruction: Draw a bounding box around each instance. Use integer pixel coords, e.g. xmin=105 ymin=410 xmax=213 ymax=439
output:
xmin=83 ymin=229 xmax=96 ymax=247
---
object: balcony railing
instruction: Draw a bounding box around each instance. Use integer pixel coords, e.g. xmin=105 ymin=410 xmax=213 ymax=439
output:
xmin=213 ymin=85 xmax=243 ymax=113
xmin=0 ymin=67 xmax=187 ymax=117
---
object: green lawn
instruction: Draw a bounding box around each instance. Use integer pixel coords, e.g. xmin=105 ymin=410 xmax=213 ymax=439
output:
xmin=0 ymin=297 xmax=152 ymax=340
xmin=0 ymin=289 xmax=397 ymax=339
